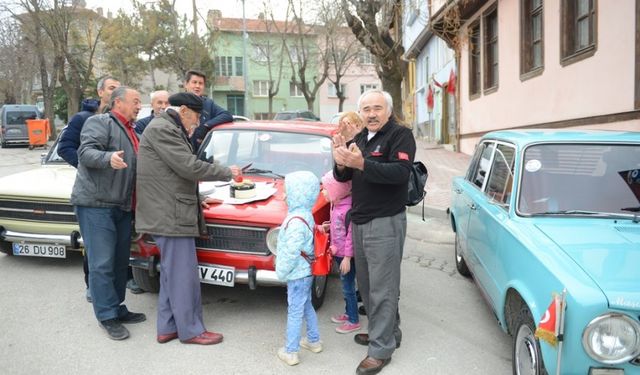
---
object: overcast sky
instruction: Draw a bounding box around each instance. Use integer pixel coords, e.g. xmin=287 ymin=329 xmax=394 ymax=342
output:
xmin=84 ymin=0 xmax=292 ymax=21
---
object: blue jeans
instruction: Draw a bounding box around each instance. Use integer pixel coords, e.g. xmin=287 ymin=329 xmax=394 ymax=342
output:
xmin=76 ymin=206 xmax=131 ymax=322
xmin=285 ymin=276 xmax=320 ymax=352
xmin=335 ymin=256 xmax=359 ymax=324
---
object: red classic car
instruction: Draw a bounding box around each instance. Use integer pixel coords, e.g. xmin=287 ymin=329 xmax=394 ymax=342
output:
xmin=130 ymin=120 xmax=336 ymax=308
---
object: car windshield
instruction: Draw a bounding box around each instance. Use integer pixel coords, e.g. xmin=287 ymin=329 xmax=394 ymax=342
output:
xmin=199 ymin=129 xmax=334 ymax=179
xmin=6 ymin=111 xmax=38 ymax=125
xmin=518 ymin=143 xmax=640 ymax=216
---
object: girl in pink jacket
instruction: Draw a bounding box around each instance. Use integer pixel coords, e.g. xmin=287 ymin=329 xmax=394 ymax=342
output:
xmin=320 ymin=171 xmax=361 ymax=334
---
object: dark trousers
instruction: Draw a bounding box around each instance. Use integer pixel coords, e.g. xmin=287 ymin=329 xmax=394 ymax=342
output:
xmin=153 ymin=235 xmax=206 ymax=340
xmin=352 ymin=211 xmax=406 ymax=359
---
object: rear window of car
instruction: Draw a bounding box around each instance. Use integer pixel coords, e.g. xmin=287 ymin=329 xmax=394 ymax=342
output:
xmin=5 ymin=111 xmax=38 ymax=125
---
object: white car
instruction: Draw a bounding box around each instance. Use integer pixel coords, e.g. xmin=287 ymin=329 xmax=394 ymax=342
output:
xmin=0 ymin=138 xmax=81 ymax=258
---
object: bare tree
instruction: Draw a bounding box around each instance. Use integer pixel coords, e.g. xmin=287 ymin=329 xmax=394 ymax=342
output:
xmin=341 ymin=0 xmax=406 ymax=120
xmin=318 ymin=0 xmax=361 ymax=112
xmin=0 ymin=16 xmax=38 ymax=104
xmin=283 ymin=0 xmax=328 ymax=112
xmin=252 ymin=1 xmax=290 ymax=118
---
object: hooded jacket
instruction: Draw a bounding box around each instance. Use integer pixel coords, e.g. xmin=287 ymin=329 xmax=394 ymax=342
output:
xmin=275 ymin=171 xmax=320 ymax=281
xmin=58 ymin=98 xmax=100 ymax=168
xmin=321 ymin=171 xmax=353 ymax=257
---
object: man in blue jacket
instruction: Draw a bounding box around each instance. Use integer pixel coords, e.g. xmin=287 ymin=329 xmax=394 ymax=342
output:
xmin=183 ymin=69 xmax=233 ymax=151
xmin=133 ymin=90 xmax=169 ymax=135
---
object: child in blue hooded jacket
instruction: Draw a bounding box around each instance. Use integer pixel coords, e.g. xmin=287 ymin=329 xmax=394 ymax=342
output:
xmin=275 ymin=171 xmax=323 ymax=366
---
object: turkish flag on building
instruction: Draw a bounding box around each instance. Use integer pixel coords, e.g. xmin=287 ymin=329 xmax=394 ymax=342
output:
xmin=447 ymin=69 xmax=456 ymax=94
xmin=535 ymin=295 xmax=561 ymax=347
xmin=426 ymin=85 xmax=434 ymax=111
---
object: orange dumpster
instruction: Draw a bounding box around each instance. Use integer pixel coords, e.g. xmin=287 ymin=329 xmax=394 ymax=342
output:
xmin=26 ymin=119 xmax=50 ymax=150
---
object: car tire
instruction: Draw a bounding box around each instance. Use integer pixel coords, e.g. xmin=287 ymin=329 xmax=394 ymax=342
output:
xmin=311 ymin=275 xmax=328 ymax=309
xmin=512 ymin=302 xmax=548 ymax=375
xmin=132 ymin=266 xmax=160 ymax=293
xmin=455 ymin=231 xmax=471 ymax=277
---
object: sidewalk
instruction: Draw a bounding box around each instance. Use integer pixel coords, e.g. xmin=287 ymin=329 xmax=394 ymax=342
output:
xmin=408 ymin=138 xmax=471 ymax=219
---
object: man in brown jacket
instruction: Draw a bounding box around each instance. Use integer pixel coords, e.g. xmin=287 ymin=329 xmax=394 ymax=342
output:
xmin=135 ymin=92 xmax=240 ymax=345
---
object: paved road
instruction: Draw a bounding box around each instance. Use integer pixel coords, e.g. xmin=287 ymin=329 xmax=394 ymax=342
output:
xmin=0 ymin=145 xmax=511 ymax=375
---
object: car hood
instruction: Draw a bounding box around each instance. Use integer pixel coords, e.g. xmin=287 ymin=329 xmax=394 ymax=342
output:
xmin=536 ymin=221 xmax=640 ymax=310
xmin=0 ymin=165 xmax=76 ymax=200
xmin=202 ymin=178 xmax=289 ymax=226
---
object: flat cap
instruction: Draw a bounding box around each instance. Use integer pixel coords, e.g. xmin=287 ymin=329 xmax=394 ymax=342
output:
xmin=169 ymin=92 xmax=203 ymax=113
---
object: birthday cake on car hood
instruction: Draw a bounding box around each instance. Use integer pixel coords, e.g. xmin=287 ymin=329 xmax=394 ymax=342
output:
xmin=230 ymin=177 xmax=256 ymax=199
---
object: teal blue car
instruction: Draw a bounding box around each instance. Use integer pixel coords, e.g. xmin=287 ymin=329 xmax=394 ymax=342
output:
xmin=449 ymin=130 xmax=640 ymax=375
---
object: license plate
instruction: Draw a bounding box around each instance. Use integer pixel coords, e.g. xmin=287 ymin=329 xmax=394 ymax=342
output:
xmin=12 ymin=242 xmax=66 ymax=258
xmin=198 ymin=264 xmax=235 ymax=287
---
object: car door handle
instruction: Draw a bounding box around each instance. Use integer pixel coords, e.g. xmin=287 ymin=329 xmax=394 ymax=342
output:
xmin=468 ymin=203 xmax=477 ymax=210
xmin=454 ymin=188 xmax=462 ymax=194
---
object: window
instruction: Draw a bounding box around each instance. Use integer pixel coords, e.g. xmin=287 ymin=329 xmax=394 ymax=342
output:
xmin=560 ymin=0 xmax=597 ymax=65
xmin=253 ymin=44 xmax=269 ymax=63
xmin=358 ymin=50 xmax=374 ymax=65
xmin=468 ymin=21 xmax=481 ymax=97
xmin=215 ymin=56 xmax=243 ymax=77
xmin=234 ymin=57 xmax=243 ymax=76
xmin=290 ymin=82 xmax=304 ymax=97
xmin=215 ymin=56 xmax=233 ymax=77
xmin=485 ymin=144 xmax=515 ymax=205
xmin=227 ymin=95 xmax=244 ymax=116
xmin=360 ymin=84 xmax=378 ymax=94
xmin=468 ymin=142 xmax=495 ymax=189
xmin=328 ymin=83 xmax=346 ymax=97
xmin=520 ymin=0 xmax=544 ymax=77
xmin=253 ymin=80 xmax=270 ymax=97
xmin=483 ymin=6 xmax=499 ymax=91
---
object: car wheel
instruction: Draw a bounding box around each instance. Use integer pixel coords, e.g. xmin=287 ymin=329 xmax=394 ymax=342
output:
xmin=455 ymin=231 xmax=471 ymax=277
xmin=0 ymin=135 xmax=5 ymax=149
xmin=311 ymin=275 xmax=328 ymax=309
xmin=132 ymin=266 xmax=160 ymax=293
xmin=512 ymin=303 xmax=548 ymax=375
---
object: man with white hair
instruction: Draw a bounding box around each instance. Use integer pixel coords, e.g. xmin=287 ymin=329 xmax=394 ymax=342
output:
xmin=332 ymin=89 xmax=416 ymax=374
xmin=134 ymin=90 xmax=170 ymax=134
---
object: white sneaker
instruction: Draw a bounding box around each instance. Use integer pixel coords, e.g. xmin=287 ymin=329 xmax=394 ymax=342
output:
xmin=277 ymin=347 xmax=300 ymax=366
xmin=300 ymin=337 xmax=323 ymax=353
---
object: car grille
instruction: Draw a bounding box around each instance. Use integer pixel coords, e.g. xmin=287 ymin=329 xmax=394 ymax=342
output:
xmin=0 ymin=199 xmax=76 ymax=223
xmin=196 ymin=224 xmax=270 ymax=255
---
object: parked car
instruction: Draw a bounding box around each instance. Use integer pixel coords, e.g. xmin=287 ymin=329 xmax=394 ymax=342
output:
xmin=273 ymin=110 xmax=320 ymax=121
xmin=449 ymin=129 xmax=640 ymax=375
xmin=0 ymin=104 xmax=43 ymax=148
xmin=130 ymin=121 xmax=336 ymax=308
xmin=0 ymin=137 xmax=82 ymax=258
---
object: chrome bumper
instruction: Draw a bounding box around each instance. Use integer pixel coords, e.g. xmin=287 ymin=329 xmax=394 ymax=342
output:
xmin=129 ymin=256 xmax=285 ymax=288
xmin=0 ymin=227 xmax=83 ymax=248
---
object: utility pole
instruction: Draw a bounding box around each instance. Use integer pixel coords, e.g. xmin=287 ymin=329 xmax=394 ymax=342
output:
xmin=242 ymin=0 xmax=249 ymax=117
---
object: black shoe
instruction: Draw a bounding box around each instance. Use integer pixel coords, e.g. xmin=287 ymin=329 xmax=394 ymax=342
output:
xmin=358 ymin=305 xmax=367 ymax=316
xmin=354 ymin=333 xmax=401 ymax=349
xmin=356 ymin=356 xmax=392 ymax=375
xmin=100 ymin=319 xmax=129 ymax=340
xmin=126 ymin=279 xmax=145 ymax=294
xmin=118 ymin=311 xmax=147 ymax=324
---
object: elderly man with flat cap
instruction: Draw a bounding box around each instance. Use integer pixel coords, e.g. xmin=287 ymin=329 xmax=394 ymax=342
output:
xmin=136 ymin=92 xmax=241 ymax=345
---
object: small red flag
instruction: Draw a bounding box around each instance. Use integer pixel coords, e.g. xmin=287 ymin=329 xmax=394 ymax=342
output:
xmin=426 ymin=85 xmax=434 ymax=111
xmin=535 ymin=295 xmax=561 ymax=347
xmin=447 ymin=69 xmax=456 ymax=94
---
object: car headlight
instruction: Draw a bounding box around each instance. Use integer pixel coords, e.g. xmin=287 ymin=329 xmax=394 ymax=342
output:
xmin=266 ymin=227 xmax=280 ymax=255
xmin=582 ymin=313 xmax=640 ymax=364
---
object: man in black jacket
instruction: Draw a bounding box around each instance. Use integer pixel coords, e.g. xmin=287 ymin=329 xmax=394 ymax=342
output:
xmin=183 ymin=69 xmax=233 ymax=150
xmin=332 ymin=90 xmax=416 ymax=375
